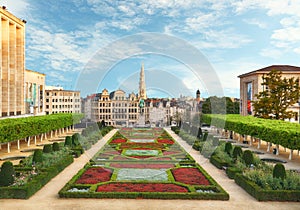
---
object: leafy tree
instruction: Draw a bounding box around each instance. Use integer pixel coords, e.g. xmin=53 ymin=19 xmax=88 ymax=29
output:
xmin=202 ymin=96 xmax=239 ymax=114
xmin=173 ymin=111 xmax=182 ymax=126
xmin=253 ymin=70 xmax=300 ymax=120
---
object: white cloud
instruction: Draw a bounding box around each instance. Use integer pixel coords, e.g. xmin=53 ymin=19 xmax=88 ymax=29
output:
xmin=243 ymin=18 xmax=267 ymax=29
xmin=260 ymin=48 xmax=283 ymax=59
xmin=185 ymin=13 xmax=219 ymax=32
xmin=271 ymin=27 xmax=300 ymax=42
xmin=193 ymin=29 xmax=252 ymax=49
xmin=1 ymin=0 xmax=30 ymax=17
xmin=280 ymin=17 xmax=300 ymax=27
xmin=294 ymin=47 xmax=300 ymax=54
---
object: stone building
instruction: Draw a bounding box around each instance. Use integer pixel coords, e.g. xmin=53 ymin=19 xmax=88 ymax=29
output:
xmin=0 ymin=6 xmax=26 ymax=117
xmin=85 ymin=64 xmax=200 ymax=127
xmin=238 ymin=65 xmax=300 ymax=121
xmin=24 ymin=69 xmax=45 ymax=115
xmin=45 ymin=86 xmax=81 ymax=115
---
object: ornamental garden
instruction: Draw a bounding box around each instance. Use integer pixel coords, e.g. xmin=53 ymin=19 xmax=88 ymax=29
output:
xmin=59 ymin=127 xmax=229 ymax=200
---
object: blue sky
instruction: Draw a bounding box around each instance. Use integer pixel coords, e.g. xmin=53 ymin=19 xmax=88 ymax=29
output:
xmin=2 ymin=0 xmax=300 ymax=98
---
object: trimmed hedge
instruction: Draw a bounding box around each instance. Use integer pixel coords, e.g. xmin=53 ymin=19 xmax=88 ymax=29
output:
xmin=235 ymin=173 xmax=300 ymax=201
xmin=210 ymin=154 xmax=230 ymax=169
xmin=201 ymin=114 xmax=300 ymax=150
xmin=226 ymin=167 xmax=242 ymax=179
xmin=0 ymin=154 xmax=73 ymax=199
xmin=0 ymin=113 xmax=83 ymax=144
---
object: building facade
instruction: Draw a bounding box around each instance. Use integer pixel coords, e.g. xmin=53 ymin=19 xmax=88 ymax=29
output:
xmin=84 ymin=64 xmax=200 ymax=127
xmin=0 ymin=6 xmax=26 ymax=117
xmin=24 ymin=69 xmax=45 ymax=115
xmin=45 ymin=86 xmax=81 ymax=115
xmin=238 ymin=65 xmax=300 ymax=121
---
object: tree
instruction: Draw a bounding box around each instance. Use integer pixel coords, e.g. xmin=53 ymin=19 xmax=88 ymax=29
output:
xmin=252 ymin=70 xmax=300 ymax=120
xmin=173 ymin=111 xmax=182 ymax=126
xmin=202 ymin=96 xmax=239 ymax=114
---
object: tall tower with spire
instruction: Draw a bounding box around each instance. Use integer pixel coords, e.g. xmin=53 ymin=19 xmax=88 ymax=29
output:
xmin=139 ymin=63 xmax=147 ymax=100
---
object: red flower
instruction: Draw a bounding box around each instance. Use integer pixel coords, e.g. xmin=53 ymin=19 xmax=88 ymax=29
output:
xmin=157 ymin=139 xmax=174 ymax=144
xmin=110 ymin=138 xmax=127 ymax=144
xmin=76 ymin=167 xmax=112 ymax=184
xmin=97 ymin=183 xmax=188 ymax=193
xmin=171 ymin=168 xmax=210 ymax=185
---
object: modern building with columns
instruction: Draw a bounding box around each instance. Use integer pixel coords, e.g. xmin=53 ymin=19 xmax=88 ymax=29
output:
xmin=0 ymin=6 xmax=26 ymax=117
xmin=24 ymin=69 xmax=46 ymax=115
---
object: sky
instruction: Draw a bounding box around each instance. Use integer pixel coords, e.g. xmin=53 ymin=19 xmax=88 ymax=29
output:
xmin=2 ymin=0 xmax=300 ymax=98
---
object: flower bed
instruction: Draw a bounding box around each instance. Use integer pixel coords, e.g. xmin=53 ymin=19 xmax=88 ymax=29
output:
xmin=172 ymin=168 xmax=210 ymax=185
xmin=110 ymin=138 xmax=127 ymax=144
xmin=59 ymin=128 xmax=229 ymax=200
xmin=76 ymin=167 xmax=112 ymax=184
xmin=97 ymin=183 xmax=188 ymax=192
xmin=157 ymin=139 xmax=174 ymax=144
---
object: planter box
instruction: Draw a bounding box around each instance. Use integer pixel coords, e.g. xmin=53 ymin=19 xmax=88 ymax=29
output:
xmin=234 ymin=173 xmax=300 ymax=201
xmin=0 ymin=154 xmax=73 ymax=199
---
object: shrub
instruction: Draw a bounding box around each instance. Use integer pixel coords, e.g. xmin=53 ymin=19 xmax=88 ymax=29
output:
xmin=201 ymin=131 xmax=208 ymax=141
xmin=0 ymin=161 xmax=15 ymax=186
xmin=224 ymin=142 xmax=232 ymax=155
xmin=72 ymin=133 xmax=80 ymax=146
xmin=242 ymin=150 xmax=253 ymax=166
xmin=232 ymin=146 xmax=243 ymax=159
xmin=273 ymin=163 xmax=286 ymax=180
xmin=197 ymin=127 xmax=203 ymax=139
xmin=43 ymin=144 xmax=53 ymax=153
xmin=52 ymin=142 xmax=60 ymax=151
xmin=32 ymin=149 xmax=43 ymax=164
xmin=64 ymin=136 xmax=72 ymax=147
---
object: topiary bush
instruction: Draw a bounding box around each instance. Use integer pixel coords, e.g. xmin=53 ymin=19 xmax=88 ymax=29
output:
xmin=242 ymin=150 xmax=254 ymax=166
xmin=224 ymin=142 xmax=232 ymax=155
xmin=201 ymin=131 xmax=208 ymax=141
xmin=52 ymin=142 xmax=60 ymax=151
xmin=273 ymin=163 xmax=286 ymax=180
xmin=72 ymin=133 xmax=80 ymax=146
xmin=43 ymin=144 xmax=53 ymax=153
xmin=232 ymin=146 xmax=243 ymax=159
xmin=64 ymin=136 xmax=72 ymax=147
xmin=0 ymin=161 xmax=15 ymax=186
xmin=32 ymin=149 xmax=43 ymax=164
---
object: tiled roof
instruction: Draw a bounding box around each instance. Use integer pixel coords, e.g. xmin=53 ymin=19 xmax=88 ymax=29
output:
xmin=238 ymin=65 xmax=300 ymax=78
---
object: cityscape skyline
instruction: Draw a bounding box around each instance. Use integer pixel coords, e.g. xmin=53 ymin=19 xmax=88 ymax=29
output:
xmin=2 ymin=0 xmax=300 ymax=98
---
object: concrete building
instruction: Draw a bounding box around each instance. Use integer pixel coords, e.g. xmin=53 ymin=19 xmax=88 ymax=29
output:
xmin=238 ymin=65 xmax=300 ymax=121
xmin=24 ymin=69 xmax=45 ymax=115
xmin=45 ymin=86 xmax=81 ymax=115
xmin=0 ymin=6 xmax=26 ymax=117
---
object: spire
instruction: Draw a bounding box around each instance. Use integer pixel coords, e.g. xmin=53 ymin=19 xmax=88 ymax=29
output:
xmin=139 ymin=63 xmax=147 ymax=100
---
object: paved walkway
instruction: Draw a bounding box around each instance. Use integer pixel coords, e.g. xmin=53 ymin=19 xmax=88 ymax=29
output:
xmin=1 ymin=128 xmax=299 ymax=210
